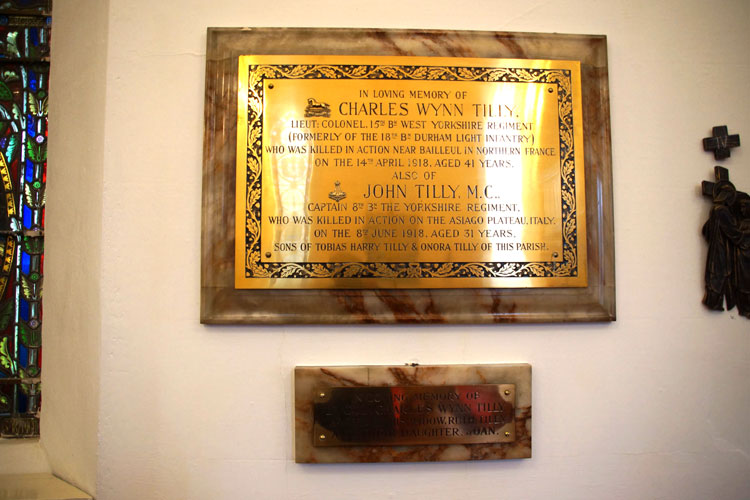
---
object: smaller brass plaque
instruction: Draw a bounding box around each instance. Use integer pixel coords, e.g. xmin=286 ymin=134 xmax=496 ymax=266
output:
xmin=313 ymin=384 xmax=515 ymax=447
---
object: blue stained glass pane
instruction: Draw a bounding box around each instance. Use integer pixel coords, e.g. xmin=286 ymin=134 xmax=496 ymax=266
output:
xmin=22 ymin=205 xmax=31 ymax=228
xmin=18 ymin=344 xmax=27 ymax=367
xmin=29 ymin=28 xmax=38 ymax=47
xmin=17 ymin=393 xmax=27 ymax=413
xmin=21 ymin=252 xmax=29 ymax=273
xmin=19 ymin=299 xmax=29 ymax=321
xmin=25 ymin=160 xmax=33 ymax=181
xmin=26 ymin=118 xmax=35 ymax=136
xmin=16 ymin=0 xmax=45 ymax=7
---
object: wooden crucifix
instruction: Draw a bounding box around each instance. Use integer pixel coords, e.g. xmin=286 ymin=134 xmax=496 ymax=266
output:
xmin=701 ymin=166 xmax=750 ymax=317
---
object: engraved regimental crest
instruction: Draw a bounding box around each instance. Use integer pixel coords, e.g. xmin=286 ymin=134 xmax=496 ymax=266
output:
xmin=328 ymin=181 xmax=346 ymax=202
xmin=305 ymin=98 xmax=331 ymax=117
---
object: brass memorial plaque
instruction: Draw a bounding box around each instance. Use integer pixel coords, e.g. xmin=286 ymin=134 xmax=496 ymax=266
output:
xmin=236 ymin=55 xmax=587 ymax=289
xmin=313 ymin=384 xmax=516 ymax=447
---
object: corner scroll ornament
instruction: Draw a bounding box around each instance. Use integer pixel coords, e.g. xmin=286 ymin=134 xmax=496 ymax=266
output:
xmin=700 ymin=126 xmax=749 ymax=318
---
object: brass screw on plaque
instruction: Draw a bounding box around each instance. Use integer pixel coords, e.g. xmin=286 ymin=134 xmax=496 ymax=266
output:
xmin=504 ymin=431 xmax=511 ymax=437
xmin=552 ymin=252 xmax=559 ymax=258
xmin=268 ymin=83 xmax=274 ymax=89
xmin=318 ymin=391 xmax=326 ymax=398
xmin=547 ymin=87 xmax=554 ymax=93
xmin=319 ymin=434 xmax=326 ymax=441
xmin=265 ymin=252 xmax=272 ymax=258
xmin=504 ymin=390 xmax=511 ymax=395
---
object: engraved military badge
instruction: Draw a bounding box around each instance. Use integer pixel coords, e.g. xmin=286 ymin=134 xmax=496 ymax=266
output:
xmin=328 ymin=180 xmax=346 ymax=202
xmin=304 ymin=98 xmax=331 ymax=117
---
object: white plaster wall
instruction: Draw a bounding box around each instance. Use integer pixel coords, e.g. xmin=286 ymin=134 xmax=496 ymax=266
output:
xmin=44 ymin=0 xmax=750 ymax=498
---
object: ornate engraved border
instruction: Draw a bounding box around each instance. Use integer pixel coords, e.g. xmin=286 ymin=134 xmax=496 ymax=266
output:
xmin=241 ymin=63 xmax=580 ymax=281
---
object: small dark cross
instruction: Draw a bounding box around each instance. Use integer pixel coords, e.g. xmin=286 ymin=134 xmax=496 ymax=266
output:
xmin=703 ymin=125 xmax=740 ymax=160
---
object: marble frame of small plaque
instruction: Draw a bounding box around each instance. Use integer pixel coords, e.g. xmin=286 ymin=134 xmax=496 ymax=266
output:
xmin=294 ymin=364 xmax=532 ymax=463
xmin=201 ymin=28 xmax=615 ymax=324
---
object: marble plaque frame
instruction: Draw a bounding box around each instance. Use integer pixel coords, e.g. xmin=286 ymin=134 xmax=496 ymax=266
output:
xmin=294 ymin=364 xmax=532 ymax=463
xmin=201 ymin=28 xmax=615 ymax=324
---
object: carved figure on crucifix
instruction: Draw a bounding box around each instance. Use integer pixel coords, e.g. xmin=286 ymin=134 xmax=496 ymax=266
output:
xmin=701 ymin=166 xmax=750 ymax=317
xmin=735 ymin=201 xmax=750 ymax=316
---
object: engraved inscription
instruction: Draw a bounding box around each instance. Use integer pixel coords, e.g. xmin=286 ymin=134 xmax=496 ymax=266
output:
xmin=313 ymin=384 xmax=516 ymax=447
xmin=235 ymin=55 xmax=587 ymax=289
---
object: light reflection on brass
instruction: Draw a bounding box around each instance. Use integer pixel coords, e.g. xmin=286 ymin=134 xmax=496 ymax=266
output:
xmin=236 ymin=55 xmax=586 ymax=289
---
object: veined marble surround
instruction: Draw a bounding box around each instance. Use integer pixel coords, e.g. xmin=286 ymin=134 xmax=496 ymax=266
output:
xmin=294 ymin=364 xmax=531 ymax=463
xmin=201 ymin=28 xmax=615 ymax=324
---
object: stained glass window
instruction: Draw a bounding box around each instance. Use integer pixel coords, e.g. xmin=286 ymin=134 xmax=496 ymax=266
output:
xmin=0 ymin=1 xmax=49 ymax=438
